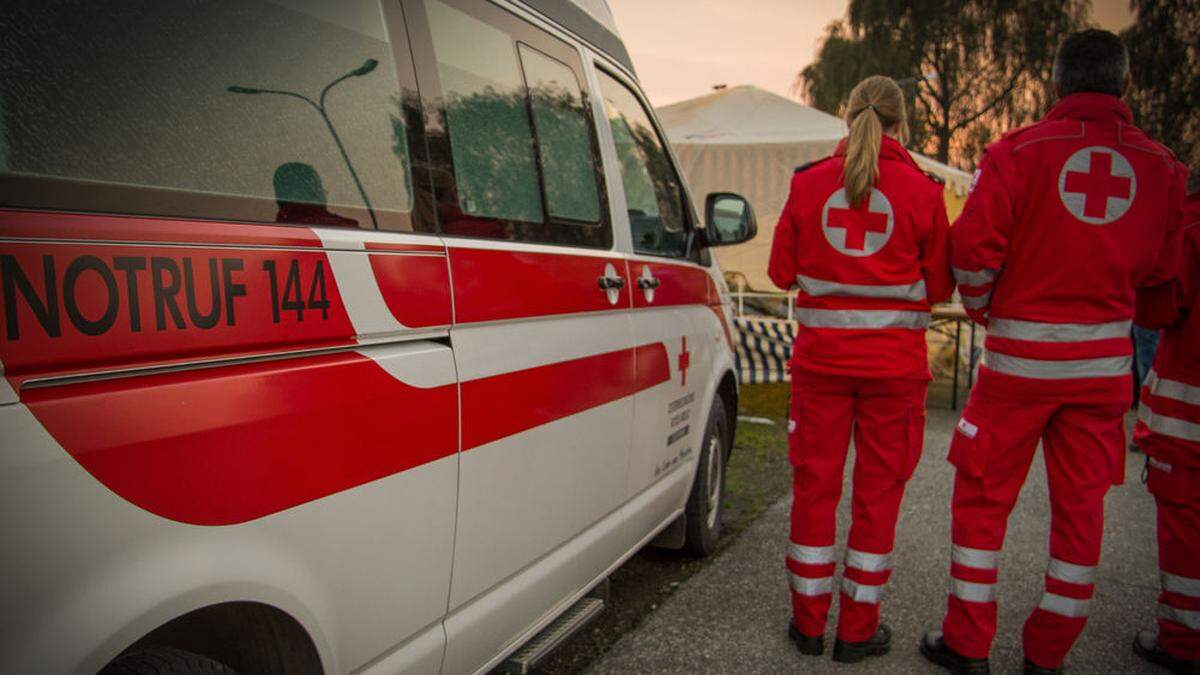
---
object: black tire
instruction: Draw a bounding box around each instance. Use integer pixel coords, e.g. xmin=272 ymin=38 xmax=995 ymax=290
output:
xmin=683 ymin=395 xmax=729 ymax=556
xmin=100 ymin=646 xmax=238 ymax=675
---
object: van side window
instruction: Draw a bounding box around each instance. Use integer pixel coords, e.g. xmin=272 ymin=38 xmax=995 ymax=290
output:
xmin=425 ymin=0 xmax=543 ymax=224
xmin=518 ymin=44 xmax=601 ymax=224
xmin=415 ymin=0 xmax=610 ymax=248
xmin=0 ymin=0 xmax=427 ymax=233
xmin=596 ymin=71 xmax=689 ymax=258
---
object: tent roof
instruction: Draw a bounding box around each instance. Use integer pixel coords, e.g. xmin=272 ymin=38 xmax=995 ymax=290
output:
xmin=656 ymin=85 xmax=847 ymax=145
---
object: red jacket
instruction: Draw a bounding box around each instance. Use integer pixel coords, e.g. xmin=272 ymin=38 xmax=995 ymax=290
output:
xmin=952 ymin=93 xmax=1187 ymax=392
xmin=768 ymin=135 xmax=954 ymax=379
xmin=1136 ymin=191 xmax=1200 ymax=467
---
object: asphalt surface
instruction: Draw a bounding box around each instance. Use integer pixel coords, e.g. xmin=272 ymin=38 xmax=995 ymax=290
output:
xmin=588 ymin=409 xmax=1162 ymax=674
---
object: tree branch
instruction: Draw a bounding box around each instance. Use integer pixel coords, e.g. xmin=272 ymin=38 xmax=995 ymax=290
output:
xmin=951 ymin=70 xmax=1023 ymax=131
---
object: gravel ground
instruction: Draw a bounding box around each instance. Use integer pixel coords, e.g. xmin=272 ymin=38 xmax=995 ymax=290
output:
xmin=588 ymin=408 xmax=1162 ymax=675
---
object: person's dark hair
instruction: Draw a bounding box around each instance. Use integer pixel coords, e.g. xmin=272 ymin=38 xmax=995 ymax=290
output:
xmin=1053 ymin=29 xmax=1129 ymax=97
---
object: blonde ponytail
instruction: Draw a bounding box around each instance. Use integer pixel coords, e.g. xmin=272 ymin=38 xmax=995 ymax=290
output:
xmin=842 ymin=75 xmax=907 ymax=208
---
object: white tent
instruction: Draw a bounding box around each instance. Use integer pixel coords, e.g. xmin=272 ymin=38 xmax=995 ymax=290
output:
xmin=658 ymin=85 xmax=971 ymax=291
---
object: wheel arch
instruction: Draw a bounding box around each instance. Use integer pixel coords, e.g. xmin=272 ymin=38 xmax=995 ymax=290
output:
xmin=715 ymin=368 xmax=738 ymax=459
xmin=100 ymin=601 xmax=324 ymax=675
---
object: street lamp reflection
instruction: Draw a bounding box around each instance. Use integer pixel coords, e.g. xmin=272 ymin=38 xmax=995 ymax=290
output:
xmin=228 ymin=59 xmax=381 ymax=229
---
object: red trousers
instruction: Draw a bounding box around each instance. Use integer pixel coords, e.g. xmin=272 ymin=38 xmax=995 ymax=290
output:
xmin=787 ymin=372 xmax=926 ymax=642
xmin=941 ymin=368 xmax=1129 ymax=668
xmin=1145 ymin=446 xmax=1200 ymax=660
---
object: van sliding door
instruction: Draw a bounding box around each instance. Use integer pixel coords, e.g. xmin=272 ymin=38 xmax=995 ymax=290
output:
xmin=403 ymin=0 xmax=636 ymax=671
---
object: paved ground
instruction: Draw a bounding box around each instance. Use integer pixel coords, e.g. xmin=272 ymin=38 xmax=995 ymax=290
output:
xmin=588 ymin=409 xmax=1161 ymax=674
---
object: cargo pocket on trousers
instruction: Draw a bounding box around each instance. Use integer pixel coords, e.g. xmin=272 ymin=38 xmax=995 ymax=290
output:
xmin=903 ymin=407 xmax=927 ymax=481
xmin=1146 ymin=457 xmax=1194 ymax=506
xmin=947 ymin=404 xmax=993 ymax=478
xmin=787 ymin=391 xmax=806 ymax=469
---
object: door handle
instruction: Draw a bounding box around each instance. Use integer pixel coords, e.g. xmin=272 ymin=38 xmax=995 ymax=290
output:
xmin=598 ymin=276 xmax=626 ymax=291
xmin=636 ymin=277 xmax=661 ymax=290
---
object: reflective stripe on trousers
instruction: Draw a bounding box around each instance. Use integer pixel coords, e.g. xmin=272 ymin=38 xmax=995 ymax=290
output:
xmin=986 ymin=351 xmax=1132 ymax=380
xmin=795 ymin=274 xmax=927 ymax=302
xmin=789 ymin=542 xmax=836 ymax=565
xmin=1146 ymin=370 xmax=1200 ymax=407
xmin=1159 ymin=604 xmax=1200 ymax=631
xmin=845 ymin=548 xmax=892 ymax=573
xmin=796 ymin=308 xmax=930 ymax=330
xmin=842 ymin=578 xmax=884 ymax=604
xmin=950 ymin=578 xmax=996 ymax=603
xmin=952 ymin=545 xmax=998 ymax=570
xmin=790 ymin=573 xmax=834 ymax=597
xmin=1163 ymin=571 xmax=1200 ymax=597
xmin=1039 ymin=592 xmax=1092 ymax=618
xmin=1047 ymin=557 xmax=1096 ymax=585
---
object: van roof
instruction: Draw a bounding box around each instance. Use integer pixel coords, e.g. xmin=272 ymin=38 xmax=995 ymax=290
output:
xmin=519 ymin=0 xmax=635 ymax=75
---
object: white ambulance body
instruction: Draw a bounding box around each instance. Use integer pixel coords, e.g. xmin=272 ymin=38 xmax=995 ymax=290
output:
xmin=0 ymin=1 xmax=756 ymax=673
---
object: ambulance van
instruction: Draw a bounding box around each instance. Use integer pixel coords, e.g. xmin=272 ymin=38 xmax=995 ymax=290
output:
xmin=0 ymin=1 xmax=757 ymax=673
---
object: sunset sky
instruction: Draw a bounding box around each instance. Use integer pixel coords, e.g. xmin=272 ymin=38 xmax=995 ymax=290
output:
xmin=608 ymin=0 xmax=1138 ymax=108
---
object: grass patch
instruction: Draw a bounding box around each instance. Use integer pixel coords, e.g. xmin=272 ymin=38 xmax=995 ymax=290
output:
xmin=722 ymin=382 xmax=792 ymax=535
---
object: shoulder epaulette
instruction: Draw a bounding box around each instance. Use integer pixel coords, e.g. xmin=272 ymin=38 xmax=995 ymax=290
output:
xmin=924 ymin=170 xmax=945 ymax=186
xmin=794 ymin=156 xmax=833 ymax=174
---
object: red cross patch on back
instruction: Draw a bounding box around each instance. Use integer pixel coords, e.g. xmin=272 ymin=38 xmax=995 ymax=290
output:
xmin=1057 ymin=146 xmax=1137 ymax=225
xmin=820 ymin=188 xmax=895 ymax=257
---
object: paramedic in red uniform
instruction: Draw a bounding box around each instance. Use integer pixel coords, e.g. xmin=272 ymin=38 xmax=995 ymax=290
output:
xmin=1132 ymin=186 xmax=1200 ymax=674
xmin=919 ymin=30 xmax=1188 ymax=675
xmin=768 ymin=75 xmax=954 ymax=663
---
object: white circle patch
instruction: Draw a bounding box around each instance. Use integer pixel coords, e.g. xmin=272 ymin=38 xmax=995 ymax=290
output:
xmin=1057 ymin=146 xmax=1136 ymax=225
xmin=820 ymin=188 xmax=895 ymax=257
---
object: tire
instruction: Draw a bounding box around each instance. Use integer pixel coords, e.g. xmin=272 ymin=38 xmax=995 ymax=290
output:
xmin=683 ymin=395 xmax=729 ymax=556
xmin=100 ymin=646 xmax=238 ymax=675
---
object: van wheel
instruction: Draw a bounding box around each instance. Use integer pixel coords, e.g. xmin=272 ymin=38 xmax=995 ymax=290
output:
xmin=683 ymin=396 xmax=728 ymax=556
xmin=100 ymin=646 xmax=237 ymax=675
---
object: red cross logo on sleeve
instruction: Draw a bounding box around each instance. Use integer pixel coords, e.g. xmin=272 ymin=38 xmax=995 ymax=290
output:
xmin=1058 ymin=146 xmax=1136 ymax=225
xmin=678 ymin=336 xmax=690 ymax=387
xmin=820 ymin=188 xmax=895 ymax=257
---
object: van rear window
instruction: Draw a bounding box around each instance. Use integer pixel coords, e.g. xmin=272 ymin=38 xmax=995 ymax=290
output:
xmin=0 ymin=0 xmax=421 ymax=232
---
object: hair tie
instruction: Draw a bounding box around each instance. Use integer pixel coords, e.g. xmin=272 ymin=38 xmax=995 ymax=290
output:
xmin=857 ymin=103 xmax=877 ymax=115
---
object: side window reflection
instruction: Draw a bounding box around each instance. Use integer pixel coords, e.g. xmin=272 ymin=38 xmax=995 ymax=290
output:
xmin=596 ymin=70 xmax=688 ymax=257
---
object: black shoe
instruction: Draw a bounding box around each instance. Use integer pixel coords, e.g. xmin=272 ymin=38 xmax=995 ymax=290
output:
xmin=1134 ymin=630 xmax=1200 ymax=674
xmin=833 ymin=623 xmax=892 ymax=663
xmin=788 ymin=621 xmax=824 ymax=656
xmin=1023 ymin=658 xmax=1062 ymax=674
xmin=920 ymin=631 xmax=991 ymax=674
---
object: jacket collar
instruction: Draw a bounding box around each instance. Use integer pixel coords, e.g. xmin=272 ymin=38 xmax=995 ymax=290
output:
xmin=1045 ymin=93 xmax=1133 ymax=124
xmin=833 ymin=135 xmax=921 ymax=170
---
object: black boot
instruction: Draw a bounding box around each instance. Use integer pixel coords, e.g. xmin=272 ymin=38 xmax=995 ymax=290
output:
xmin=1133 ymin=630 xmax=1200 ymax=674
xmin=833 ymin=623 xmax=892 ymax=663
xmin=920 ymin=631 xmax=991 ymax=674
xmin=1023 ymin=658 xmax=1062 ymax=674
xmin=788 ymin=621 xmax=823 ymax=656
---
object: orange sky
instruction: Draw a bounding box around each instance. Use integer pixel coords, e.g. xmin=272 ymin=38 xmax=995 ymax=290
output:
xmin=609 ymin=0 xmax=1138 ymax=108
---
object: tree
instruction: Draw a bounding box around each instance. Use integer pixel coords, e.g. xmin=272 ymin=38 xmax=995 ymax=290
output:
xmin=796 ymin=0 xmax=1088 ymax=168
xmin=1122 ymin=0 xmax=1200 ymax=179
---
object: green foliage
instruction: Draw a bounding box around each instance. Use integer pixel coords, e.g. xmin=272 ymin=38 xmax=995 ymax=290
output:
xmin=443 ymin=86 xmax=544 ymax=223
xmin=1122 ymin=0 xmax=1200 ymax=179
xmin=797 ymin=0 xmax=1088 ymax=167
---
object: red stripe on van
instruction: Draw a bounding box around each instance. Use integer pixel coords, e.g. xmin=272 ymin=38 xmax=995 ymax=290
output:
xmin=629 ymin=260 xmax=711 ymax=309
xmin=24 ymin=351 xmax=458 ymax=526
xmin=449 ymin=247 xmax=630 ymax=323
xmin=461 ymin=342 xmax=670 ymax=450
xmin=367 ymin=250 xmax=453 ymax=328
